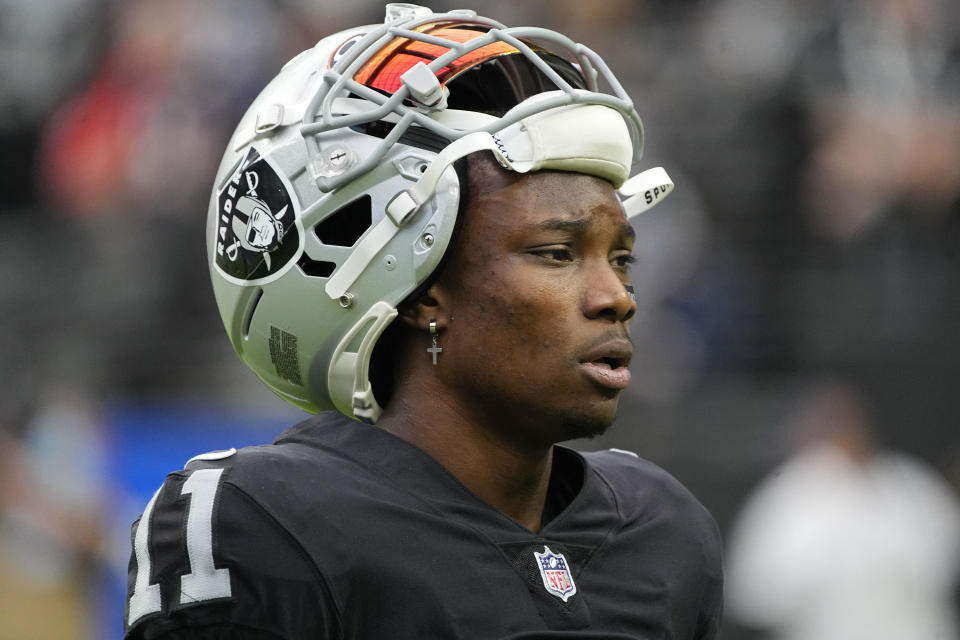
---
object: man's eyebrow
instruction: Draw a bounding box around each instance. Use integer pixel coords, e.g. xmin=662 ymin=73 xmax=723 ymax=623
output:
xmin=533 ymin=218 xmax=636 ymax=240
xmin=535 ymin=218 xmax=590 ymax=234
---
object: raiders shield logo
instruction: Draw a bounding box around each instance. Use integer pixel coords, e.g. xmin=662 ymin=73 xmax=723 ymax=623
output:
xmin=534 ymin=546 xmax=577 ymax=602
xmin=214 ymin=147 xmax=302 ymax=285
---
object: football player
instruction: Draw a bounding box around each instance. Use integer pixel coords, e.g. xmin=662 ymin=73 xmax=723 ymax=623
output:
xmin=124 ymin=4 xmax=723 ymax=639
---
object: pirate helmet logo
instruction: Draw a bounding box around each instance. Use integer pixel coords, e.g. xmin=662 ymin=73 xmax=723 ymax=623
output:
xmin=214 ymin=147 xmax=301 ymax=285
xmin=232 ymin=195 xmax=288 ymax=255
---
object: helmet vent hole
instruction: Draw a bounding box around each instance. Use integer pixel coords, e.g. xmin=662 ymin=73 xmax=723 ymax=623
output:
xmin=315 ymin=195 xmax=372 ymax=247
xmin=297 ymin=255 xmax=337 ymax=278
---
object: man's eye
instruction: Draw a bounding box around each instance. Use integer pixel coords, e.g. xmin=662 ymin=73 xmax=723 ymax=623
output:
xmin=613 ymin=254 xmax=636 ymax=268
xmin=533 ymin=248 xmax=574 ymax=262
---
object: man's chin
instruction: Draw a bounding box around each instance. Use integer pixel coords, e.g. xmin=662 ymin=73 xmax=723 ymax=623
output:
xmin=555 ymin=400 xmax=619 ymax=442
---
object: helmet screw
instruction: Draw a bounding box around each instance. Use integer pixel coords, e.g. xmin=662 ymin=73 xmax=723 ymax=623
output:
xmin=328 ymin=147 xmax=349 ymax=167
xmin=384 ymin=254 xmax=397 ymax=271
xmin=422 ymin=233 xmax=435 ymax=247
xmin=338 ymin=293 xmax=354 ymax=308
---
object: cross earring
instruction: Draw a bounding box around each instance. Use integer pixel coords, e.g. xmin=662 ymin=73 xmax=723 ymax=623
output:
xmin=427 ymin=320 xmax=442 ymax=365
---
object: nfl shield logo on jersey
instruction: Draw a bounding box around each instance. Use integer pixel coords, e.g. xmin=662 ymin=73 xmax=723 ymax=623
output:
xmin=534 ymin=546 xmax=577 ymax=602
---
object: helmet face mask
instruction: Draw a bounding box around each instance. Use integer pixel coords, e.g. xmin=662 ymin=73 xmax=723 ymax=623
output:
xmin=207 ymin=4 xmax=673 ymax=422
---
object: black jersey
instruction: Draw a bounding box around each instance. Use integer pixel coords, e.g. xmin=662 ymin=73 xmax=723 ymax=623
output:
xmin=124 ymin=412 xmax=723 ymax=639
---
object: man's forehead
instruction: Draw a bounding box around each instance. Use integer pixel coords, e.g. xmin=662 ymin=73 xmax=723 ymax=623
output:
xmin=463 ymin=152 xmax=632 ymax=234
xmin=473 ymin=171 xmax=630 ymax=233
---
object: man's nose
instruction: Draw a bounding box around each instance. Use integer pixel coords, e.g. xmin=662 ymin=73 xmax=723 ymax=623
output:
xmin=582 ymin=261 xmax=636 ymax=323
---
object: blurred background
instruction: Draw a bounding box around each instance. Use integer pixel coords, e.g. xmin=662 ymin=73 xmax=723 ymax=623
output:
xmin=1 ymin=0 xmax=959 ymax=638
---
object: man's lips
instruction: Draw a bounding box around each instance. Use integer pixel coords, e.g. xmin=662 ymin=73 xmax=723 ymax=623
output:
xmin=579 ymin=339 xmax=633 ymax=390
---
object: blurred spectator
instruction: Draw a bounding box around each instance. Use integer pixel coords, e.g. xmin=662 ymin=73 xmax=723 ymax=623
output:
xmin=0 ymin=389 xmax=108 ymax=640
xmin=39 ymin=0 xmax=306 ymax=219
xmin=797 ymin=0 xmax=960 ymax=241
xmin=725 ymin=382 xmax=960 ymax=640
xmin=0 ymin=0 xmax=106 ymax=207
xmin=28 ymin=0 xmax=345 ymax=401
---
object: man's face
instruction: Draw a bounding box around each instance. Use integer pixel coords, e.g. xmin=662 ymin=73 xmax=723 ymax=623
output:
xmin=431 ymin=157 xmax=637 ymax=444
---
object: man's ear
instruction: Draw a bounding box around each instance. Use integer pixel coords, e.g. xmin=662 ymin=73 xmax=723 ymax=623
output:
xmin=397 ymin=283 xmax=449 ymax=330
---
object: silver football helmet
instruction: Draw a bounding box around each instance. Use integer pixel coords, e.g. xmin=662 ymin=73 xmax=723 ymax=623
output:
xmin=207 ymin=3 xmax=674 ymax=422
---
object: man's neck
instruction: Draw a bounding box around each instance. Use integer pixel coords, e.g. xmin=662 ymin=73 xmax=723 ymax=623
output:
xmin=379 ymin=390 xmax=554 ymax=532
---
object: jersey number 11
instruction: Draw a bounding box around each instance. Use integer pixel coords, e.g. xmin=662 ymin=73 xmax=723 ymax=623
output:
xmin=127 ymin=468 xmax=233 ymax=628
